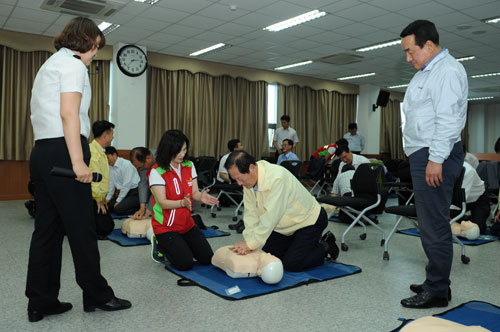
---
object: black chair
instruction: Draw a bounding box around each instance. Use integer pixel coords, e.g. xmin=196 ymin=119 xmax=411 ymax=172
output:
xmin=383 ymin=167 xmax=469 ymax=264
xmin=280 ymin=160 xmax=303 ymax=178
xmin=317 ymin=163 xmax=387 ymax=251
xmin=210 ymin=182 xmax=243 ymax=221
xmin=301 ymin=158 xmax=328 ymax=196
xmin=191 ymin=156 xmax=218 ymax=192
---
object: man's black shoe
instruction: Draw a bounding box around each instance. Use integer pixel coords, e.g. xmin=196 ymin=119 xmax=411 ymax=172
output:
xmin=401 ymin=291 xmax=448 ymax=309
xmin=236 ymin=223 xmax=245 ymax=234
xmin=410 ymin=283 xmax=452 ymax=301
xmin=322 ymin=231 xmax=339 ymax=260
xmin=28 ymin=302 xmax=73 ymax=322
xmin=84 ymin=297 xmax=131 ymax=312
xmin=229 ymin=220 xmax=244 ymax=230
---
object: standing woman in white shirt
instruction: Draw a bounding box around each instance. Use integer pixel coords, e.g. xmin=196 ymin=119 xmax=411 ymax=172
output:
xmin=26 ymin=17 xmax=130 ymax=322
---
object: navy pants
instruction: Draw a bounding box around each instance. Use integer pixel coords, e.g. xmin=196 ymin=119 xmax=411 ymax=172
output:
xmin=409 ymin=142 xmax=463 ymax=298
xmin=262 ymin=208 xmax=328 ymax=272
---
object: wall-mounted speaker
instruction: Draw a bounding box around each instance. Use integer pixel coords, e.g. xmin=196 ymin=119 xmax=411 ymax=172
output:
xmin=372 ymin=90 xmax=390 ymax=111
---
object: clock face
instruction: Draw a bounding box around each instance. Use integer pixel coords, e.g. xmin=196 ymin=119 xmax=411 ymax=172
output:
xmin=116 ymin=45 xmax=148 ymax=77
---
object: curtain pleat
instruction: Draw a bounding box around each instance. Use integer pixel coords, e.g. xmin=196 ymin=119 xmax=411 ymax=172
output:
xmin=147 ymin=67 xmax=268 ymax=160
xmin=380 ymin=99 xmax=405 ymax=159
xmin=278 ymin=84 xmax=357 ymax=160
xmin=88 ymin=60 xmax=110 ymax=128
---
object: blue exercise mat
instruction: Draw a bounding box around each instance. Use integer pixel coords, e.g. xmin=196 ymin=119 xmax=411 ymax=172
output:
xmin=398 ymin=227 xmax=498 ymax=245
xmin=107 ymin=227 xmax=230 ymax=246
xmin=391 ymin=301 xmax=500 ymax=332
xmin=166 ymin=260 xmax=361 ymax=300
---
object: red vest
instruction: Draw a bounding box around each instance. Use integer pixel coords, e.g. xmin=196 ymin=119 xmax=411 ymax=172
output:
xmin=148 ymin=161 xmax=194 ymax=234
xmin=312 ymin=144 xmax=337 ymax=159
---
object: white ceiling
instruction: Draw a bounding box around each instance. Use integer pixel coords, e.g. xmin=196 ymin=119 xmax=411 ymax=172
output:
xmin=1 ymin=0 xmax=500 ymax=101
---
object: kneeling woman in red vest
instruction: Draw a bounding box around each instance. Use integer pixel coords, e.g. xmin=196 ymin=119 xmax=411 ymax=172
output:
xmin=148 ymin=130 xmax=219 ymax=270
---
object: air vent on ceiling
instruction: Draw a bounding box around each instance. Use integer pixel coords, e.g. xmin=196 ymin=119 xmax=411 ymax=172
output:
xmin=41 ymin=0 xmax=125 ymax=19
xmin=316 ymin=53 xmax=364 ymax=65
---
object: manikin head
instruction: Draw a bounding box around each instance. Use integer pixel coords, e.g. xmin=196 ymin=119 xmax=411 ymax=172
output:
xmin=256 ymin=252 xmax=284 ymax=284
xmin=451 ymin=221 xmax=480 ymax=240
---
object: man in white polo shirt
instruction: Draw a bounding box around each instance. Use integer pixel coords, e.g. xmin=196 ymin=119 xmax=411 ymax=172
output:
xmin=272 ymin=115 xmax=299 ymax=156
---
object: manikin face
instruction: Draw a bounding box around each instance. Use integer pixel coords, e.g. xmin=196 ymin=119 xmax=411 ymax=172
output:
xmin=172 ymin=142 xmax=187 ymax=165
xmin=401 ymin=34 xmax=435 ymax=71
xmin=338 ymin=151 xmax=353 ymax=165
xmin=281 ymin=140 xmax=292 ymax=154
xmin=228 ymin=164 xmax=258 ymax=188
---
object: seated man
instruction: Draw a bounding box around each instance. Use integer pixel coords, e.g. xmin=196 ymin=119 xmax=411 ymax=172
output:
xmin=461 ymin=162 xmax=490 ymax=234
xmin=130 ymin=147 xmax=155 ymax=219
xmin=277 ymin=139 xmax=299 ymax=165
xmin=335 ymin=144 xmax=370 ymax=182
xmin=89 ymin=120 xmax=115 ymax=238
xmin=217 ymin=139 xmax=244 ymax=183
xmin=105 ymin=147 xmax=141 ymax=216
xmin=463 ymin=144 xmax=479 ymax=169
xmin=212 ymin=245 xmax=284 ymax=284
xmin=225 ymin=150 xmax=339 ymax=272
xmin=331 ymin=164 xmax=355 ymax=197
xmin=311 ymin=143 xmax=337 ymax=161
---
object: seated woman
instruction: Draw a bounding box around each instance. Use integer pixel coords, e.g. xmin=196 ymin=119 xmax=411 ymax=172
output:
xmin=212 ymin=245 xmax=284 ymax=284
xmin=149 ymin=130 xmax=219 ymax=270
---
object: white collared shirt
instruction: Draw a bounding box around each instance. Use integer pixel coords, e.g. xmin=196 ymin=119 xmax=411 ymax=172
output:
xmin=273 ymin=127 xmax=299 ymax=149
xmin=31 ymin=48 xmax=91 ymax=140
xmin=343 ymin=132 xmax=365 ymax=152
xmin=402 ymin=49 xmax=468 ymax=163
xmin=107 ymin=157 xmax=141 ymax=202
xmin=462 ymin=162 xmax=485 ymax=203
xmin=217 ymin=152 xmax=231 ymax=182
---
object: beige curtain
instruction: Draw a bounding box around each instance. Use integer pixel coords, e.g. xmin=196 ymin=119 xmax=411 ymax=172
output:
xmin=277 ymin=84 xmax=357 ymax=160
xmin=88 ymin=60 xmax=111 ymax=127
xmin=380 ymin=99 xmax=405 ymax=159
xmin=0 ymin=46 xmax=51 ymax=160
xmin=147 ymin=67 xmax=268 ymax=159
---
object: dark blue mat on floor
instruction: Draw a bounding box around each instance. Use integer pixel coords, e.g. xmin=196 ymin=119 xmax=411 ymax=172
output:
xmin=166 ymin=260 xmax=361 ymax=300
xmin=107 ymin=228 xmax=230 ymax=246
xmin=398 ymin=227 xmax=498 ymax=245
xmin=391 ymin=301 xmax=500 ymax=332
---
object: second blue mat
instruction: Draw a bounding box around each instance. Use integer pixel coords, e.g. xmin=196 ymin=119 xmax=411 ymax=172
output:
xmin=398 ymin=227 xmax=498 ymax=245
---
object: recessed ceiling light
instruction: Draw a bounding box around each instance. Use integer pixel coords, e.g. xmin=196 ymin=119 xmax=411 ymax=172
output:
xmin=387 ymin=84 xmax=409 ymax=89
xmin=471 ymin=72 xmax=500 ymax=78
xmin=274 ymin=60 xmax=313 ymax=70
xmin=337 ymin=72 xmax=375 ymax=81
xmin=468 ymin=96 xmax=494 ymax=101
xmin=98 ymin=22 xmax=120 ymax=35
xmin=263 ymin=10 xmax=326 ymax=32
xmin=134 ymin=0 xmax=160 ymax=4
xmin=189 ymin=43 xmax=229 ymax=56
xmin=355 ymin=39 xmax=401 ymax=52
xmin=456 ymin=56 xmax=475 ymax=62
xmin=484 ymin=16 xmax=500 ymax=24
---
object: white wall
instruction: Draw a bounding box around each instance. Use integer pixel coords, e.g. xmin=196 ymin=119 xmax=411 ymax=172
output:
xmin=110 ymin=43 xmax=147 ymax=149
xmin=357 ymin=84 xmax=382 ymax=154
xmin=468 ymin=103 xmax=500 ymax=153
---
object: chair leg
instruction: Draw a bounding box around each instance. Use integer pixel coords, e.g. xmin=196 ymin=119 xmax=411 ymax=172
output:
xmin=383 ymin=216 xmax=404 ymax=260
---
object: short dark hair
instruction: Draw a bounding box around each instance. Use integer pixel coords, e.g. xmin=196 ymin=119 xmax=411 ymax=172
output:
xmin=282 ymin=138 xmax=294 ymax=146
xmin=227 ymin=139 xmax=241 ymax=152
xmin=105 ymin=146 xmax=117 ymax=156
xmin=280 ymin=115 xmax=290 ymax=122
xmin=400 ymin=20 xmax=439 ymax=48
xmin=224 ymin=150 xmax=256 ymax=174
xmin=341 ymin=164 xmax=355 ymax=173
xmin=348 ymin=123 xmax=357 ymax=130
xmin=495 ymin=137 xmax=500 ymax=153
xmin=92 ymin=120 xmax=114 ymax=138
xmin=336 ymin=144 xmax=350 ymax=156
xmin=54 ymin=17 xmax=105 ymax=52
xmin=156 ymin=130 xmax=189 ymax=169
xmin=336 ymin=138 xmax=349 ymax=147
xmin=130 ymin=147 xmax=151 ymax=163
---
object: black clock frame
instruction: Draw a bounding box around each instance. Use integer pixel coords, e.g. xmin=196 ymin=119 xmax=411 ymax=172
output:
xmin=116 ymin=45 xmax=148 ymax=77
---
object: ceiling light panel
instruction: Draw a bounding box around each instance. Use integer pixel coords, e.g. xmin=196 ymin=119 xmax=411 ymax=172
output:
xmin=337 ymin=72 xmax=376 ymax=80
xmin=189 ymin=43 xmax=229 ymax=56
xmin=355 ymin=39 xmax=401 ymax=52
xmin=263 ymin=10 xmax=326 ymax=32
xmin=274 ymin=60 xmax=313 ymax=70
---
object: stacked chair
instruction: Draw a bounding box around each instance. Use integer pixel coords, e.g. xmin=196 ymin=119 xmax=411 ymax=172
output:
xmin=280 ymin=160 xmax=303 ymax=178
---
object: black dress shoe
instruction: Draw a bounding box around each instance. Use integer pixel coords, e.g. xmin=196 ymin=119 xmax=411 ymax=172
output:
xmin=236 ymin=223 xmax=245 ymax=233
xmin=321 ymin=231 xmax=340 ymax=260
xmin=84 ymin=297 xmax=131 ymax=312
xmin=28 ymin=302 xmax=73 ymax=322
xmin=401 ymin=291 xmax=448 ymax=309
xmin=410 ymin=283 xmax=452 ymax=301
xmin=229 ymin=220 xmax=244 ymax=230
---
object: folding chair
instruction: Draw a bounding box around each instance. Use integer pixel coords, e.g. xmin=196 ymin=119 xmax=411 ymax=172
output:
xmin=317 ymin=163 xmax=387 ymax=251
xmin=210 ymin=182 xmax=243 ymax=221
xmin=191 ymin=156 xmax=218 ymax=192
xmin=301 ymin=158 xmax=328 ymax=196
xmin=383 ymin=167 xmax=469 ymax=264
xmin=280 ymin=160 xmax=303 ymax=178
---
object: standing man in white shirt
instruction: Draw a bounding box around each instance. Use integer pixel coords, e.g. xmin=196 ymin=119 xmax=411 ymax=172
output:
xmin=343 ymin=123 xmax=365 ymax=154
xmin=105 ymin=147 xmax=140 ymax=216
xmin=272 ymin=115 xmax=299 ymax=156
xmin=398 ymin=20 xmax=467 ymax=309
